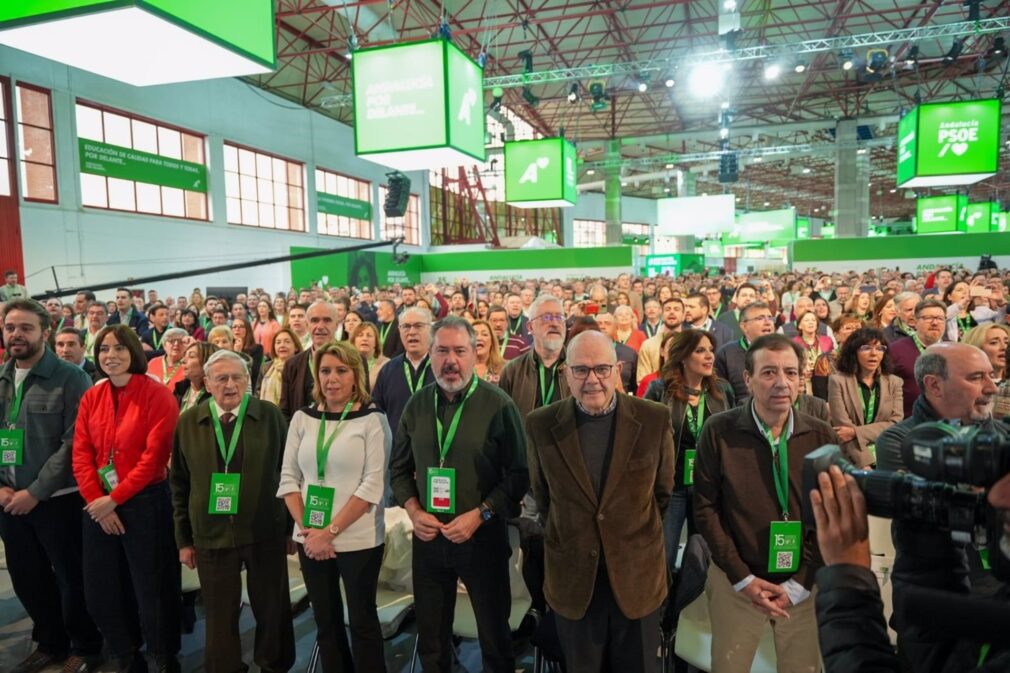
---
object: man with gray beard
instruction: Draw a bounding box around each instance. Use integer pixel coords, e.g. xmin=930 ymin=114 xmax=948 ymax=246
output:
xmin=390 ymin=316 xmax=528 ymax=673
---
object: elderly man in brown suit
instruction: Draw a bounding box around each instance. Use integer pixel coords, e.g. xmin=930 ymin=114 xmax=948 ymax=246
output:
xmin=525 ymin=330 xmax=675 ymax=672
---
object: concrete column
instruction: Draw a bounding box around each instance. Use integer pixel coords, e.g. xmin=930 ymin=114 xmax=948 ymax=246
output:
xmin=833 ymin=119 xmax=870 ymax=238
xmin=604 ymin=139 xmax=623 ymax=244
xmin=561 ymin=207 xmax=574 ymax=247
xmin=672 ymin=171 xmax=696 ymax=252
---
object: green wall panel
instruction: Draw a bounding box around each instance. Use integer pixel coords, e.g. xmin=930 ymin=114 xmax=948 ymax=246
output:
xmin=420 ymin=246 xmax=632 ymax=273
xmin=793 ymin=231 xmax=1010 ymax=262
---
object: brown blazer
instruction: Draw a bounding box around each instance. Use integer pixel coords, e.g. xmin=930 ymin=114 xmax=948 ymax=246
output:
xmin=525 ymin=394 xmax=676 ymax=620
xmin=498 ymin=348 xmax=570 ymax=419
xmin=279 ymin=348 xmax=313 ymax=421
xmin=827 ymin=373 xmax=904 ymax=468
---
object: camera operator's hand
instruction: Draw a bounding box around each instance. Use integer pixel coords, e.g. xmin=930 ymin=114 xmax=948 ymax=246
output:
xmin=810 ymin=465 xmax=871 ymax=569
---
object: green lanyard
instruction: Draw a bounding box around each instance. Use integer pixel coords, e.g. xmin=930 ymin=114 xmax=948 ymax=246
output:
xmin=685 ymin=393 xmax=706 ymax=441
xmin=645 ymin=322 xmax=658 ymax=338
xmin=538 ymin=361 xmax=557 ymax=406
xmin=56 ymin=317 xmax=66 ymax=332
xmin=712 ymin=303 xmax=723 ymax=319
xmin=508 ymin=316 xmax=522 ymax=337
xmin=757 ymin=413 xmax=791 ymax=519
xmin=379 ymin=322 xmax=392 ymax=349
xmin=152 ymin=328 xmax=164 ymax=351
xmin=404 ymin=359 xmax=431 ymax=395
xmin=315 ymin=401 xmax=353 ymax=482
xmin=161 ymin=359 xmax=181 ymax=385
xmin=499 ymin=335 xmax=508 ymax=357
xmin=209 ymin=394 xmax=250 ymax=472
xmin=739 ymin=337 xmax=749 ymax=350
xmin=957 ymin=315 xmax=972 ymax=336
xmin=6 ymin=375 xmax=28 ymax=427
xmin=434 ymin=375 xmax=479 ymax=467
xmin=912 ymin=333 xmax=928 ymax=353
xmin=863 ymin=383 xmax=878 ymax=423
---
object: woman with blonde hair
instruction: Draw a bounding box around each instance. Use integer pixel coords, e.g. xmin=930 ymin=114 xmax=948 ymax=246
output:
xmin=349 ymin=322 xmax=388 ymax=391
xmin=260 ymin=327 xmax=303 ymax=405
xmin=278 ymin=341 xmax=391 ymax=673
xmin=472 ymin=319 xmax=505 ymax=383
xmin=962 ymin=322 xmax=1010 ymax=385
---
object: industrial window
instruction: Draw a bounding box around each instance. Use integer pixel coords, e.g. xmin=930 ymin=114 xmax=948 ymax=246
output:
xmin=224 ymin=142 xmax=305 ymax=231
xmin=622 ymin=221 xmax=651 ymax=258
xmin=573 ymin=219 xmax=606 ymax=247
xmin=0 ymin=79 xmax=11 ymax=197
xmin=16 ymin=83 xmax=57 ymax=203
xmin=315 ymin=168 xmax=372 ymax=239
xmin=76 ymin=100 xmax=208 ymax=219
xmin=379 ymin=186 xmax=420 ymax=246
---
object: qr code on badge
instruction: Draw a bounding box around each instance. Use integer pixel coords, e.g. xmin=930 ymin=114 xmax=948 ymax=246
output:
xmin=215 ymin=497 xmax=232 ymax=511
xmin=308 ymin=510 xmax=325 ymax=527
xmin=1 ymin=450 xmax=15 ymax=463
xmin=775 ymin=551 xmax=794 ymax=570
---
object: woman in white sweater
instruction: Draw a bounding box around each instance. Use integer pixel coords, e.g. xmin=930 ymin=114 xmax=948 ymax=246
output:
xmin=278 ymin=341 xmax=391 ymax=673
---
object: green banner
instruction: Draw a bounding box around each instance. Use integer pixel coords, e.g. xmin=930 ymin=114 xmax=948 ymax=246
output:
xmin=79 ymin=138 xmax=208 ymax=192
xmin=897 ymin=99 xmax=1002 ymax=187
xmin=504 ymin=137 xmax=577 ymax=207
xmin=644 ymin=253 xmax=705 ymax=277
xmin=915 ymin=194 xmax=964 ymax=234
xmin=317 ymin=192 xmax=372 ymax=220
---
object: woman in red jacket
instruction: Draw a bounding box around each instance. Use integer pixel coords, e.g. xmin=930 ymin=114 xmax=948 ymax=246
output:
xmin=73 ymin=324 xmax=181 ymax=673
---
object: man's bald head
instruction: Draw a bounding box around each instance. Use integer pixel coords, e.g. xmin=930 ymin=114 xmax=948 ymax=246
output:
xmin=916 ymin=342 xmax=998 ymax=423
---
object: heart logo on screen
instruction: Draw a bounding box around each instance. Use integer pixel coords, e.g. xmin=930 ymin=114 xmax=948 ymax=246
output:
xmin=536 ymin=158 xmax=550 ymax=169
xmin=950 ymin=142 xmax=969 ymax=156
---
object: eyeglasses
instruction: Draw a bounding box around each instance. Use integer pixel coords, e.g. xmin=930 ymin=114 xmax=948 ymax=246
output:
xmin=857 ymin=345 xmax=888 ymax=354
xmin=741 ymin=315 xmax=774 ymax=323
xmin=917 ymin=315 xmax=946 ymax=323
xmin=399 ymin=322 xmax=430 ymax=332
xmin=210 ymin=373 xmax=248 ymax=385
xmin=532 ymin=313 xmax=565 ymax=323
xmin=569 ymin=364 xmax=615 ymax=380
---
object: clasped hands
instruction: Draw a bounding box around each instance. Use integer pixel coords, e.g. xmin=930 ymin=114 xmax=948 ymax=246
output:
xmin=409 ymin=504 xmax=481 ymax=544
xmin=84 ymin=495 xmax=124 ymax=535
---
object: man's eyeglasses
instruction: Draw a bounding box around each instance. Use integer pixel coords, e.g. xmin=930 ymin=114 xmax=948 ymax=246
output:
xmin=569 ymin=364 xmax=615 ymax=380
xmin=399 ymin=322 xmax=430 ymax=332
xmin=532 ymin=313 xmax=565 ymax=323
xmin=741 ymin=315 xmax=774 ymax=323
xmin=917 ymin=315 xmax=946 ymax=323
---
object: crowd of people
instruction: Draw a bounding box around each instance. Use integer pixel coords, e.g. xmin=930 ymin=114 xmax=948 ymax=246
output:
xmin=0 ymin=262 xmax=1008 ymax=673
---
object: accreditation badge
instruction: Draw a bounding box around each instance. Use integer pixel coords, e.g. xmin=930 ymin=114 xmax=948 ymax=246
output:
xmin=303 ymin=483 xmax=336 ymax=529
xmin=0 ymin=429 xmax=24 ymax=466
xmin=683 ymin=449 xmax=697 ymax=486
xmin=768 ymin=520 xmax=802 ymax=573
xmin=426 ymin=466 xmax=455 ymax=514
xmin=97 ymin=463 xmax=119 ymax=492
xmin=209 ymin=472 xmax=241 ymax=515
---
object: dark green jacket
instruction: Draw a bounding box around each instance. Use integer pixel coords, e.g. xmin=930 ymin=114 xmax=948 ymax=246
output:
xmin=0 ymin=348 xmax=91 ymax=499
xmin=390 ymin=377 xmax=528 ymax=522
xmin=170 ymin=396 xmax=289 ymax=550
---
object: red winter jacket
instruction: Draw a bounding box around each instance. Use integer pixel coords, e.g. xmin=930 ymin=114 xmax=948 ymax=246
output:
xmin=73 ymin=373 xmax=179 ymax=504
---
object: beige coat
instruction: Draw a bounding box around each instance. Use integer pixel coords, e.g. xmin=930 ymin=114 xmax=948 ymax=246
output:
xmin=828 ymin=373 xmax=904 ymax=467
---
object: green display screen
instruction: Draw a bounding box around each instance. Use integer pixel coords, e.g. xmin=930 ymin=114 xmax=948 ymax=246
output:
xmin=79 ymin=138 xmax=208 ymax=192
xmin=821 ymin=223 xmax=836 ymax=239
xmin=0 ymin=0 xmax=276 ymax=65
xmin=896 ymin=108 xmax=918 ymax=186
xmin=445 ymin=40 xmax=486 ymax=162
xmin=644 ymin=253 xmax=705 ymax=277
xmin=915 ymin=194 xmax=964 ymax=234
xmin=994 ymin=211 xmax=1009 ymax=233
xmin=796 ymin=217 xmax=810 ymax=240
xmin=702 ymin=239 xmax=723 ymax=257
xmin=726 ymin=209 xmax=796 ymax=245
xmin=504 ymin=137 xmax=577 ymax=206
xmin=897 ymin=99 xmax=1002 ymax=187
xmin=317 ymin=193 xmax=372 ymax=221
xmin=353 ymin=41 xmax=446 ymax=154
xmin=962 ymin=201 xmax=994 ymax=234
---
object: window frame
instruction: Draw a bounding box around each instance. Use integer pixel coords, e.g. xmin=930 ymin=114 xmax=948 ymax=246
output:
xmin=0 ymin=76 xmax=14 ymax=199
xmin=15 ymin=82 xmax=58 ymax=204
xmin=573 ymin=218 xmax=606 ymax=247
xmin=223 ymin=139 xmax=306 ymax=233
xmin=314 ymin=166 xmax=373 ymax=240
xmin=378 ymin=184 xmax=421 ymax=246
xmin=75 ymin=98 xmax=209 ymax=221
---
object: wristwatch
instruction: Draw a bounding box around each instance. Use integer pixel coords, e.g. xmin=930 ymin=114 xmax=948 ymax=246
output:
xmin=478 ymin=501 xmax=495 ymax=522
xmin=327 ymin=522 xmax=341 ymax=536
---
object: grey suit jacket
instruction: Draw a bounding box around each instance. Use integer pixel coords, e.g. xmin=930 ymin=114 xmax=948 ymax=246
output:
xmin=827 ymin=373 xmax=904 ymax=468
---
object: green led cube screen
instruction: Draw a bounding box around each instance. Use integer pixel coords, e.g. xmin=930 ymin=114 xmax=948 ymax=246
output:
xmin=504 ymin=138 xmax=577 ymax=208
xmin=896 ymin=99 xmax=1002 ymax=188
xmin=353 ymin=39 xmax=486 ymax=171
xmin=0 ymin=0 xmax=275 ymax=86
xmin=915 ymin=194 xmax=965 ymax=234
xmin=724 ymin=209 xmax=796 ymax=245
xmin=962 ymin=202 xmax=994 ymax=234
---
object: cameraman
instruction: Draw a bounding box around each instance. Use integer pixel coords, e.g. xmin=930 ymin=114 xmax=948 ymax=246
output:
xmin=812 ymin=342 xmax=1009 ymax=672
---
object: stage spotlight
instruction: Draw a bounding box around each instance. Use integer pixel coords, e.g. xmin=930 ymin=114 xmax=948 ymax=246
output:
xmin=522 ymin=86 xmax=539 ymax=107
xmin=665 ymin=78 xmax=675 ymax=88
xmin=943 ymin=39 xmax=964 ymax=65
xmin=905 ymin=45 xmax=919 ymax=66
xmin=567 ymin=83 xmax=579 ymax=103
xmin=688 ymin=62 xmax=724 ymax=97
xmin=794 ymin=62 xmax=807 ymax=73
xmin=638 ymin=80 xmax=648 ymax=93
xmin=764 ymin=63 xmax=781 ymax=80
xmin=840 ymin=48 xmax=855 ymax=70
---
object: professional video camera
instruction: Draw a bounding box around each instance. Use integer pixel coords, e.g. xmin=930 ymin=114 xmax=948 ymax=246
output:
xmin=802 ymin=422 xmax=1010 ymax=579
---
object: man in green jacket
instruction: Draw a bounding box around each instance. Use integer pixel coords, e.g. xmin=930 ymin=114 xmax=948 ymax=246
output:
xmin=170 ymin=350 xmax=294 ymax=673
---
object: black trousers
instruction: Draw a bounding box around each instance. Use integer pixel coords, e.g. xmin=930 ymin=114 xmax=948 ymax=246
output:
xmin=298 ymin=543 xmax=386 ymax=673
xmin=412 ymin=520 xmax=514 ymax=673
xmin=82 ymin=481 xmax=181 ymax=660
xmin=554 ymin=568 xmax=660 ymax=673
xmin=196 ymin=537 xmax=295 ymax=673
xmin=0 ymin=491 xmax=102 ymax=657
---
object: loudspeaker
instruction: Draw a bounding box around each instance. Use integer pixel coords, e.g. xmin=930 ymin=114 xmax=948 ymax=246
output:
xmin=719 ymin=152 xmax=739 ymax=183
xmin=384 ymin=172 xmax=411 ymax=218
